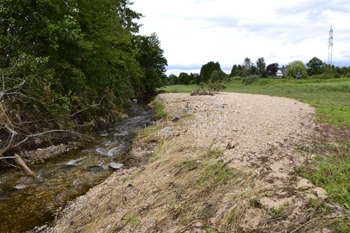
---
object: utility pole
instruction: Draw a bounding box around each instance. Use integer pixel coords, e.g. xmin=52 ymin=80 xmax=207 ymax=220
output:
xmin=328 ymin=25 xmax=333 ymax=68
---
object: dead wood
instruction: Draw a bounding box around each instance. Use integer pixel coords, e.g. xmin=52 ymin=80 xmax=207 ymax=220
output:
xmin=15 ymin=153 xmax=37 ymax=177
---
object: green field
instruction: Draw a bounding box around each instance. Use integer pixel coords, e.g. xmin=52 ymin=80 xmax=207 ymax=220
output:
xmin=161 ymin=77 xmax=350 ymax=212
xmin=162 ymin=77 xmax=350 ymax=126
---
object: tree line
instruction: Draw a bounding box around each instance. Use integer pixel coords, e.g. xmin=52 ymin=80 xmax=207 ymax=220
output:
xmin=0 ymin=0 xmax=167 ymax=158
xmin=166 ymin=57 xmax=350 ymax=85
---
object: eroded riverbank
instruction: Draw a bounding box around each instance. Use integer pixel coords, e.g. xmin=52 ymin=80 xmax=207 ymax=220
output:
xmin=0 ymin=103 xmax=153 ymax=233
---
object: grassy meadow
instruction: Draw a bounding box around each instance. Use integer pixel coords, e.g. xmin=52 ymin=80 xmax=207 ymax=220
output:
xmin=161 ymin=77 xmax=350 ymax=211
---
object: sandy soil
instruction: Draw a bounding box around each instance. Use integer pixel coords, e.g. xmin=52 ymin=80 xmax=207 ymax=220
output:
xmin=44 ymin=93 xmax=345 ymax=233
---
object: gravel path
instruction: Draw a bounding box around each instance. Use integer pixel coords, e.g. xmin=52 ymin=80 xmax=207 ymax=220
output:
xmin=157 ymin=92 xmax=315 ymax=163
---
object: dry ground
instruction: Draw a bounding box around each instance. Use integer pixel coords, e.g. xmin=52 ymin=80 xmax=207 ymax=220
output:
xmin=46 ymin=93 xmax=348 ymax=233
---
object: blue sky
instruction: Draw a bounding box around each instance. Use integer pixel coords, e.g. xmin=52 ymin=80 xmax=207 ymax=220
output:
xmin=131 ymin=0 xmax=350 ymax=75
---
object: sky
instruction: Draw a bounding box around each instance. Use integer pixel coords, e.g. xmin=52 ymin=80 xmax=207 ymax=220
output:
xmin=130 ymin=0 xmax=350 ymax=76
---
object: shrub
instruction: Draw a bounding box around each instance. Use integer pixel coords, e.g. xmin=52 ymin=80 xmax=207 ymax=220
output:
xmin=207 ymin=80 xmax=227 ymax=92
xmin=334 ymin=73 xmax=341 ymax=78
xmin=242 ymin=75 xmax=260 ymax=85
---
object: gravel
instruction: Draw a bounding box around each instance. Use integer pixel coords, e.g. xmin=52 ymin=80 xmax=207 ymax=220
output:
xmin=156 ymin=92 xmax=315 ymax=160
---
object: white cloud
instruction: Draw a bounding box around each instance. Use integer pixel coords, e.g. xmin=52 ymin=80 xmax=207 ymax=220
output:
xmin=131 ymin=0 xmax=350 ymax=75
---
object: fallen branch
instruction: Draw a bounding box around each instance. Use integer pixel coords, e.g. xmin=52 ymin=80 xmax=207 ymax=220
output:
xmin=15 ymin=129 xmax=86 ymax=148
xmin=0 ymin=156 xmax=16 ymax=160
xmin=0 ymin=124 xmax=18 ymax=156
xmin=71 ymin=95 xmax=106 ymax=117
xmin=15 ymin=153 xmax=37 ymax=177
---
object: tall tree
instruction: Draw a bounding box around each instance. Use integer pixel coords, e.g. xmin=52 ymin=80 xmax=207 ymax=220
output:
xmin=242 ymin=57 xmax=252 ymax=70
xmin=134 ymin=33 xmax=168 ymax=102
xmin=229 ymin=65 xmax=238 ymax=77
xmin=256 ymin=57 xmax=266 ymax=77
xmin=199 ymin=61 xmax=221 ymax=83
xmin=306 ymin=57 xmax=325 ymax=75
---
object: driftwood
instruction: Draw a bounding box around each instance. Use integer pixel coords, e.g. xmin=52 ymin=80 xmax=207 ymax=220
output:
xmin=15 ymin=154 xmax=37 ymax=177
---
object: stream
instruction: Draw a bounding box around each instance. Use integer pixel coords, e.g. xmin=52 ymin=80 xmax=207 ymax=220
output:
xmin=0 ymin=103 xmax=153 ymax=233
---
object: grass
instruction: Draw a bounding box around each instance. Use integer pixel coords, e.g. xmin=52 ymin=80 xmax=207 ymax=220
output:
xmin=162 ymin=77 xmax=350 ymax=126
xmin=161 ymin=76 xmax=350 ymax=212
xmin=151 ymin=101 xmax=167 ymax=119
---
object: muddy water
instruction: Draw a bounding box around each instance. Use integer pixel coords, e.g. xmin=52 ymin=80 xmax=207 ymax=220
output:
xmin=0 ymin=103 xmax=153 ymax=233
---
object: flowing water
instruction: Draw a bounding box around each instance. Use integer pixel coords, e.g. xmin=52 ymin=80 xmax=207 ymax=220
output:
xmin=0 ymin=103 xmax=153 ymax=233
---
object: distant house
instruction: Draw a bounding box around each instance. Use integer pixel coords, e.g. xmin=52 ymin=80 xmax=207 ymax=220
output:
xmin=276 ymin=67 xmax=286 ymax=77
xmin=294 ymin=75 xmax=301 ymax=79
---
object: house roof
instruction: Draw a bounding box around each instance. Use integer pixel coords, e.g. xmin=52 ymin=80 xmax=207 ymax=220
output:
xmin=277 ymin=67 xmax=286 ymax=73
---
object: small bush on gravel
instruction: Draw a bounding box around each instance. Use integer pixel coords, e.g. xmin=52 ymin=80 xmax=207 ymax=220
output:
xmin=243 ymin=75 xmax=260 ymax=85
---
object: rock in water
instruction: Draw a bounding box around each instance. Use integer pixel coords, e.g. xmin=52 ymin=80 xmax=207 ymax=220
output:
xmin=108 ymin=162 xmax=124 ymax=170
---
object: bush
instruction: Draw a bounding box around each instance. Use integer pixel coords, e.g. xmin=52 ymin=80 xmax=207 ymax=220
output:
xmin=242 ymin=75 xmax=260 ymax=85
xmin=334 ymin=73 xmax=341 ymax=78
xmin=231 ymin=76 xmax=242 ymax=81
xmin=189 ymin=80 xmax=196 ymax=85
xmin=207 ymin=80 xmax=227 ymax=92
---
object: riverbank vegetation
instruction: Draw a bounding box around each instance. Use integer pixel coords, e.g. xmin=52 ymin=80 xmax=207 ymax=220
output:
xmin=0 ymin=0 xmax=167 ymax=161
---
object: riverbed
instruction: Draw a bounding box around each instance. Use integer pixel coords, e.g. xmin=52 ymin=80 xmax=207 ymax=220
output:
xmin=0 ymin=103 xmax=153 ymax=233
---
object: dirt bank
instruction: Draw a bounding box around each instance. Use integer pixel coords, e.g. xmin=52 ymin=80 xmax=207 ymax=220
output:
xmin=46 ymin=93 xmax=347 ymax=233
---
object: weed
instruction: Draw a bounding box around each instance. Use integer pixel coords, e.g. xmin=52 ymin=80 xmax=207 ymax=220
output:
xmin=151 ymin=101 xmax=167 ymax=119
xmin=126 ymin=215 xmax=140 ymax=225
xmin=206 ymin=147 xmax=224 ymax=158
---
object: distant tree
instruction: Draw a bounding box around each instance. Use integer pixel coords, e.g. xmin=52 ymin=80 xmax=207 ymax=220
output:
xmin=266 ymin=63 xmax=279 ymax=76
xmin=209 ymin=70 xmax=227 ymax=83
xmin=229 ymin=64 xmax=238 ymax=77
xmin=306 ymin=57 xmax=325 ymax=75
xmin=178 ymin=72 xmax=189 ymax=84
xmin=285 ymin=60 xmax=307 ymax=77
xmin=199 ymin=61 xmax=221 ymax=83
xmin=242 ymin=57 xmax=252 ymax=70
xmin=256 ymin=57 xmax=266 ymax=77
xmin=249 ymin=64 xmax=258 ymax=75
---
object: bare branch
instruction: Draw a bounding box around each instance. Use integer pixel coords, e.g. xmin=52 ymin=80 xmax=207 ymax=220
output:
xmin=0 ymin=156 xmax=16 ymax=160
xmin=71 ymin=95 xmax=106 ymax=117
xmin=15 ymin=129 xmax=86 ymax=148
xmin=0 ymin=124 xmax=18 ymax=157
xmin=0 ymin=74 xmax=5 ymax=100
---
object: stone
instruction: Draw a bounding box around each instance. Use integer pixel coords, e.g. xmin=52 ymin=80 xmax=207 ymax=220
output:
xmin=14 ymin=184 xmax=26 ymax=190
xmin=162 ymin=126 xmax=172 ymax=132
xmin=172 ymin=115 xmax=181 ymax=122
xmin=183 ymin=108 xmax=189 ymax=112
xmin=216 ymin=105 xmax=225 ymax=108
xmin=108 ymin=162 xmax=124 ymax=170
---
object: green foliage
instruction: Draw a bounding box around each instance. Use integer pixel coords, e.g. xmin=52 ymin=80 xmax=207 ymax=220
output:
xmin=209 ymin=70 xmax=227 ymax=83
xmin=242 ymin=75 xmax=260 ymax=85
xmin=307 ymin=57 xmax=325 ymax=75
xmin=151 ymin=101 xmax=167 ymax=119
xmin=229 ymin=64 xmax=238 ymax=77
xmin=0 ymin=0 xmax=168 ymax=129
xmin=134 ymin=33 xmax=168 ymax=102
xmin=256 ymin=57 xmax=266 ymax=76
xmin=285 ymin=60 xmax=307 ymax=77
xmin=199 ymin=61 xmax=221 ymax=83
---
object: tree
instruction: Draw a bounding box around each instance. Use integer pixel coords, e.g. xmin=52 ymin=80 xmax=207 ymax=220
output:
xmin=199 ymin=61 xmax=221 ymax=83
xmin=306 ymin=57 xmax=325 ymax=75
xmin=242 ymin=57 xmax=252 ymax=70
xmin=134 ymin=33 xmax=168 ymax=102
xmin=285 ymin=60 xmax=307 ymax=77
xmin=229 ymin=65 xmax=238 ymax=77
xmin=256 ymin=57 xmax=266 ymax=77
xmin=209 ymin=70 xmax=227 ymax=83
xmin=266 ymin=63 xmax=279 ymax=76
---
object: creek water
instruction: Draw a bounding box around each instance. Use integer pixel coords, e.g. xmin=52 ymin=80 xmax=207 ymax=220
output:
xmin=0 ymin=103 xmax=153 ymax=233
